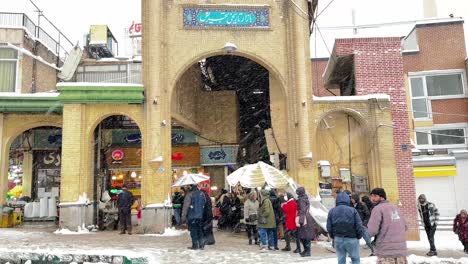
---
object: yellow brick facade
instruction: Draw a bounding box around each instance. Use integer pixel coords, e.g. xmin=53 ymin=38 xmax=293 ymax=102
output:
xmin=0 ymin=1 xmax=402 ymax=234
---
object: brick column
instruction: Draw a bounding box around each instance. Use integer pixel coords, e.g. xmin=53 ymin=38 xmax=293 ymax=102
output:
xmin=336 ymin=38 xmax=419 ymax=240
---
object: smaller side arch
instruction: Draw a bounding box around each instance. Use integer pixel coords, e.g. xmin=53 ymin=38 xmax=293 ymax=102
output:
xmin=314 ymin=107 xmax=371 ymax=135
xmin=86 ymin=111 xmax=144 ymax=139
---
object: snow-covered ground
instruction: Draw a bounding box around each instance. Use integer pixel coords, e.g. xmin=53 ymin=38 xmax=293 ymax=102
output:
xmin=0 ymin=225 xmax=467 ymax=264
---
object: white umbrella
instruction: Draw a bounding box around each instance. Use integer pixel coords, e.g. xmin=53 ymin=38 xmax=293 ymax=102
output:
xmin=226 ymin=161 xmax=289 ymax=188
xmin=172 ymin=173 xmax=209 ymax=187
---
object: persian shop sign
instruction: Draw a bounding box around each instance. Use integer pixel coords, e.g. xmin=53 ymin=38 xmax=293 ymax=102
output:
xmin=183 ymin=7 xmax=270 ymax=29
xmin=201 ymin=145 xmax=238 ymax=165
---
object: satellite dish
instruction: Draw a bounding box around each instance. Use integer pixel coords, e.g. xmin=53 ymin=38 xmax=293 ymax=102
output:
xmin=58 ymin=46 xmax=83 ymax=81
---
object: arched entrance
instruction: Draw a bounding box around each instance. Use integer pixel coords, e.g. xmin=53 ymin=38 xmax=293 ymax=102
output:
xmin=90 ymin=115 xmax=142 ymax=230
xmin=170 ymin=54 xmax=289 ymax=198
xmin=6 ymin=126 xmax=62 ymax=224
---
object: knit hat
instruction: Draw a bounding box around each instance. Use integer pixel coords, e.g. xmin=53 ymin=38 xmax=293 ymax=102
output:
xmin=370 ymin=188 xmax=386 ymax=200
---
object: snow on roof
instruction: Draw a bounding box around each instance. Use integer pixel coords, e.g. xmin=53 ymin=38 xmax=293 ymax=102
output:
xmin=313 ymin=94 xmax=390 ymax=102
xmin=416 ymin=17 xmax=464 ymax=26
xmin=7 ymin=43 xmax=60 ymax=71
xmin=0 ymin=92 xmax=59 ymax=98
xmin=57 ymin=82 xmax=143 ymax=87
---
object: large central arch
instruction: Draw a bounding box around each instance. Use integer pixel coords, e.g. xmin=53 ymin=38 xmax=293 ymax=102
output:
xmin=169 ymin=52 xmax=291 ymax=196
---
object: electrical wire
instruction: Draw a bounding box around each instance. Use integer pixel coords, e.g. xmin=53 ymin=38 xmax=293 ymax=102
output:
xmin=315 ymin=0 xmax=337 ymax=20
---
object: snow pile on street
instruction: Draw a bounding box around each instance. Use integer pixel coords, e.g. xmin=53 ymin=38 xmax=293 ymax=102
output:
xmin=54 ymin=224 xmax=93 ymax=235
xmin=143 ymin=227 xmax=188 ymax=237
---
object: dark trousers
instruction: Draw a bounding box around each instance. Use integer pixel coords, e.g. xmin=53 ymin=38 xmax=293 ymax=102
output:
xmin=424 ymin=224 xmax=437 ymax=252
xmin=188 ymin=219 xmax=205 ymax=249
xmin=301 ymin=239 xmax=311 ymax=254
xmin=119 ymin=209 xmax=132 ymax=233
xmin=246 ymin=224 xmax=258 ymax=242
xmin=284 ymin=229 xmax=301 ymax=251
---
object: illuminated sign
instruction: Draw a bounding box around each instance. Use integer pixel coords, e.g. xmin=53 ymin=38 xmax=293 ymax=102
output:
xmin=183 ymin=7 xmax=270 ymax=29
xmin=111 ymin=149 xmax=124 ymax=164
xmin=128 ymin=21 xmax=142 ymax=37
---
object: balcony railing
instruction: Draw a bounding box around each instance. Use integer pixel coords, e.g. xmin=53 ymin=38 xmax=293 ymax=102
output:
xmin=0 ymin=12 xmax=74 ymax=62
xmin=76 ymin=63 xmax=143 ymax=84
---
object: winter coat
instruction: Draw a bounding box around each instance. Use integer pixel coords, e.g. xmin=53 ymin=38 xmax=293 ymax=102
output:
xmin=296 ymin=187 xmax=315 ymax=240
xmin=453 ymin=214 xmax=468 ymax=242
xmin=202 ymin=191 xmax=214 ymax=232
xmin=117 ymin=190 xmax=134 ymax=213
xmin=269 ymin=191 xmax=284 ymax=226
xmin=244 ymin=199 xmax=259 ymax=225
xmin=188 ymin=189 xmax=206 ymax=221
xmin=417 ymin=195 xmax=439 ymax=227
xmin=172 ymin=193 xmax=184 ymax=209
xmin=258 ymin=190 xmax=276 ymax=229
xmin=181 ymin=191 xmax=192 ymax=224
xmin=327 ymin=192 xmax=363 ymax=239
xmin=353 ymin=201 xmax=371 ymax=226
xmin=368 ymin=200 xmax=407 ymax=258
xmin=281 ymin=198 xmax=298 ymax=231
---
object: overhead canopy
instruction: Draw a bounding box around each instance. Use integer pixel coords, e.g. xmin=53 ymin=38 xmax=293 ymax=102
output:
xmin=226 ymin=161 xmax=288 ymax=188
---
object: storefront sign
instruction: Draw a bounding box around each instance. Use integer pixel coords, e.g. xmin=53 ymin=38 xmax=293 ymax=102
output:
xmin=111 ymin=149 xmax=124 ymax=164
xmin=34 ymin=129 xmax=62 ymax=148
xmin=106 ymin=148 xmax=141 ymax=168
xmin=183 ymin=7 xmax=270 ymax=29
xmin=112 ymin=130 xmax=141 ymax=146
xmin=172 ymin=146 xmax=200 ymax=167
xmin=34 ymin=151 xmax=61 ymax=170
xmin=201 ymin=145 xmax=238 ymax=165
xmin=171 ymin=129 xmax=197 ymax=145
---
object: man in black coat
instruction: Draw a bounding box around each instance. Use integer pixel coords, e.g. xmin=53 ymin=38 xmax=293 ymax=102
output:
xmin=351 ymin=193 xmax=374 ymax=256
xmin=269 ymin=189 xmax=283 ymax=250
xmin=117 ymin=185 xmax=134 ymax=235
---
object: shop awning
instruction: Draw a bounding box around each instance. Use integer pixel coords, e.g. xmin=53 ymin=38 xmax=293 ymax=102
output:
xmin=414 ymin=165 xmax=457 ymax=178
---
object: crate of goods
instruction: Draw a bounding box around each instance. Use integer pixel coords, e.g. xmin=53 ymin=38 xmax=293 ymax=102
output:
xmin=0 ymin=213 xmax=13 ymax=228
xmin=12 ymin=211 xmax=22 ymax=226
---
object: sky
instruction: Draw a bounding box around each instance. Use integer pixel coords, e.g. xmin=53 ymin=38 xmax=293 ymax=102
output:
xmin=3 ymin=0 xmax=468 ymax=57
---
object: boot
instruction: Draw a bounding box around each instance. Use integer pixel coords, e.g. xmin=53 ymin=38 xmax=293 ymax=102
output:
xmin=281 ymin=246 xmax=291 ymax=251
xmin=119 ymin=230 xmax=125 ymax=235
xmin=426 ymin=251 xmax=437 ymax=256
xmin=293 ymin=248 xmax=301 ymax=253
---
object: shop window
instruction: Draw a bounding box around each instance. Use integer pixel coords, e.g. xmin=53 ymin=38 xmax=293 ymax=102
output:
xmin=415 ymin=128 xmax=466 ymax=147
xmin=409 ymin=71 xmax=466 ymax=120
xmin=0 ymin=47 xmax=18 ymax=93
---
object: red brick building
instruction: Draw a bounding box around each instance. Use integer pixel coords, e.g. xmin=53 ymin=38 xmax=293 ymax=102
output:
xmin=312 ymin=18 xmax=468 ymax=237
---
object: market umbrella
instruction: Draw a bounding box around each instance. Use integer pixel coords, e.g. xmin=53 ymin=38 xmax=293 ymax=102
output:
xmin=226 ymin=161 xmax=289 ymax=188
xmin=171 ymin=173 xmax=210 ymax=187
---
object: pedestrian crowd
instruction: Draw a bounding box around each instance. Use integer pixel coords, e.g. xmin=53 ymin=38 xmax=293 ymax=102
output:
xmin=116 ymin=183 xmax=467 ymax=263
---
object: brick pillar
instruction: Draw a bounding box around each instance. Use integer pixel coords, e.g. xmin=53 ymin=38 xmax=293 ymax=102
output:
xmin=59 ymin=104 xmax=91 ymax=230
xmin=337 ymin=37 xmax=419 ymax=240
xmin=288 ymin=0 xmax=315 ymax=193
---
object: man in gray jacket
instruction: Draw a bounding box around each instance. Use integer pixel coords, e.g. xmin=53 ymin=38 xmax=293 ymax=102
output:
xmin=417 ymin=194 xmax=439 ymax=256
xmin=367 ymin=188 xmax=407 ymax=264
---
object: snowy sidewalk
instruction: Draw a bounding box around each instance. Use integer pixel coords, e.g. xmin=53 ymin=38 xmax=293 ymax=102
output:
xmin=0 ymin=225 xmax=467 ymax=264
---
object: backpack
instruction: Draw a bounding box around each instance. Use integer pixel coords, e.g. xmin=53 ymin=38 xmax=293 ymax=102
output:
xmin=188 ymin=190 xmax=206 ymax=220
